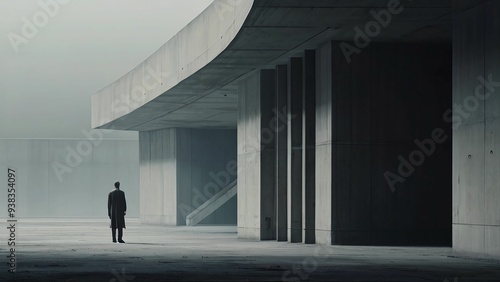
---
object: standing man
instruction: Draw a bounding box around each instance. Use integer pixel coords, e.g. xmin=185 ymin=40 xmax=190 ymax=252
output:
xmin=108 ymin=181 xmax=127 ymax=243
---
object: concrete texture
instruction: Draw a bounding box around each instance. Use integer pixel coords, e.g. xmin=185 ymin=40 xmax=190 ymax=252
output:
xmin=139 ymin=129 xmax=236 ymax=226
xmin=1 ymin=219 xmax=500 ymax=281
xmin=186 ymin=180 xmax=237 ymax=226
xmin=237 ymin=70 xmax=276 ymax=240
xmin=86 ymin=0 xmax=500 ymax=262
xmin=0 ymin=139 xmax=139 ymax=218
xmin=302 ymin=50 xmax=316 ymax=245
xmin=139 ymin=129 xmax=177 ymax=225
xmin=452 ymin=0 xmax=500 ymax=258
xmin=315 ymin=41 xmax=334 ymax=245
xmin=92 ymin=0 xmax=452 ymax=132
xmin=314 ymin=41 xmax=452 ymax=246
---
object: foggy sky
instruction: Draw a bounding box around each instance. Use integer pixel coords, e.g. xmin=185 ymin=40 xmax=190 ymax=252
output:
xmin=0 ymin=0 xmax=213 ymax=139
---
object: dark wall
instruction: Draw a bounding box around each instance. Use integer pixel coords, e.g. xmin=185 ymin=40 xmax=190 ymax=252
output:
xmin=190 ymin=129 xmax=237 ymax=225
xmin=330 ymin=42 xmax=452 ymax=245
xmin=453 ymin=0 xmax=489 ymax=13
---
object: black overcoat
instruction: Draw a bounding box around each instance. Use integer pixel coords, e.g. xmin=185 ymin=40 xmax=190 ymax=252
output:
xmin=108 ymin=189 xmax=127 ymax=229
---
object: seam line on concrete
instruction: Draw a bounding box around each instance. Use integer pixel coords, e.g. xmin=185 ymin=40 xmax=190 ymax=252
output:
xmin=453 ymin=223 xmax=499 ymax=227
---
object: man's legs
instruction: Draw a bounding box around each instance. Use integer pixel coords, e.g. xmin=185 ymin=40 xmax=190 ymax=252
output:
xmin=118 ymin=228 xmax=125 ymax=243
xmin=112 ymin=228 xmax=117 ymax=243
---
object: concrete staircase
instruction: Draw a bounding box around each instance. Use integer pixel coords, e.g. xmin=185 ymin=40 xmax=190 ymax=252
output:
xmin=186 ymin=179 xmax=237 ymax=226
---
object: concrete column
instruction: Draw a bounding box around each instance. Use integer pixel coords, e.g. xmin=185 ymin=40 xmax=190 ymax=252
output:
xmin=287 ymin=57 xmax=303 ymax=243
xmin=238 ymin=69 xmax=277 ymax=240
xmin=484 ymin=0 xmax=500 ymax=259
xmin=302 ymin=50 xmax=316 ymax=244
xmin=315 ymin=42 xmax=333 ymax=245
xmin=453 ymin=0 xmax=500 ymax=258
xmin=139 ymin=129 xmax=176 ymax=225
xmin=275 ymin=65 xmax=288 ymax=241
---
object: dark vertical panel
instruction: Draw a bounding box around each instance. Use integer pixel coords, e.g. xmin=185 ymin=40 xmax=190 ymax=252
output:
xmin=332 ymin=42 xmax=373 ymax=244
xmin=275 ymin=65 xmax=288 ymax=241
xmin=287 ymin=57 xmax=303 ymax=243
xmin=369 ymin=43 xmax=399 ymax=244
xmin=348 ymin=43 xmax=372 ymax=243
xmin=328 ymin=41 xmax=452 ymax=245
xmin=484 ymin=0 xmax=500 ymax=255
xmin=303 ymin=50 xmax=316 ymax=244
xmin=485 ymin=1 xmax=500 ymax=121
xmin=260 ymin=69 xmax=277 ymax=240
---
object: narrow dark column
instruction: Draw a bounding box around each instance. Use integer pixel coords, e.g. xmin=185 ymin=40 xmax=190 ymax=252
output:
xmin=302 ymin=50 xmax=316 ymax=244
xmin=260 ymin=69 xmax=277 ymax=240
xmin=287 ymin=57 xmax=304 ymax=243
xmin=275 ymin=65 xmax=288 ymax=241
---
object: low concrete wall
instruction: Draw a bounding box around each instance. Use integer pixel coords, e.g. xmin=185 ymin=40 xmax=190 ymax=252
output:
xmin=0 ymin=139 xmax=139 ymax=218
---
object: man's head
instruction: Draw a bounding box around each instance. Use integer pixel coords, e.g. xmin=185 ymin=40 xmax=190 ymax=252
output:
xmin=114 ymin=181 xmax=120 ymax=189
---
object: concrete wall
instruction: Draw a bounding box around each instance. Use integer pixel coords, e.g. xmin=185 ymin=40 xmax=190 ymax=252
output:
xmin=315 ymin=41 xmax=452 ymax=245
xmin=139 ymin=128 xmax=237 ymax=226
xmin=0 ymin=139 xmax=139 ymax=218
xmin=453 ymin=0 xmax=500 ymax=258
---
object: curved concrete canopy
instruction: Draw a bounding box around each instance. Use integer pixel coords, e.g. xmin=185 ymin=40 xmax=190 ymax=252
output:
xmin=92 ymin=0 xmax=452 ymax=131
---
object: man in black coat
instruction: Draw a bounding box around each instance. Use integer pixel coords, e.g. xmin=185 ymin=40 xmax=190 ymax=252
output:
xmin=108 ymin=181 xmax=127 ymax=243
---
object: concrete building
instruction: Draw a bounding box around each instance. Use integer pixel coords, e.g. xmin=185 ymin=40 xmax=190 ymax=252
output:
xmin=92 ymin=0 xmax=500 ymax=259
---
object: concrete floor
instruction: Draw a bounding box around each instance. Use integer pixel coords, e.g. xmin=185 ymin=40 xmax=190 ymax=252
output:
xmin=1 ymin=219 xmax=499 ymax=281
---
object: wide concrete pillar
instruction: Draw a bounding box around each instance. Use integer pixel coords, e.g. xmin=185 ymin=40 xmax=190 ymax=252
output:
xmin=453 ymin=0 xmax=500 ymax=258
xmin=139 ymin=128 xmax=189 ymax=225
xmin=302 ymin=50 xmax=316 ymax=244
xmin=287 ymin=57 xmax=303 ymax=243
xmin=238 ymin=70 xmax=277 ymax=240
xmin=275 ymin=65 xmax=288 ymax=241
